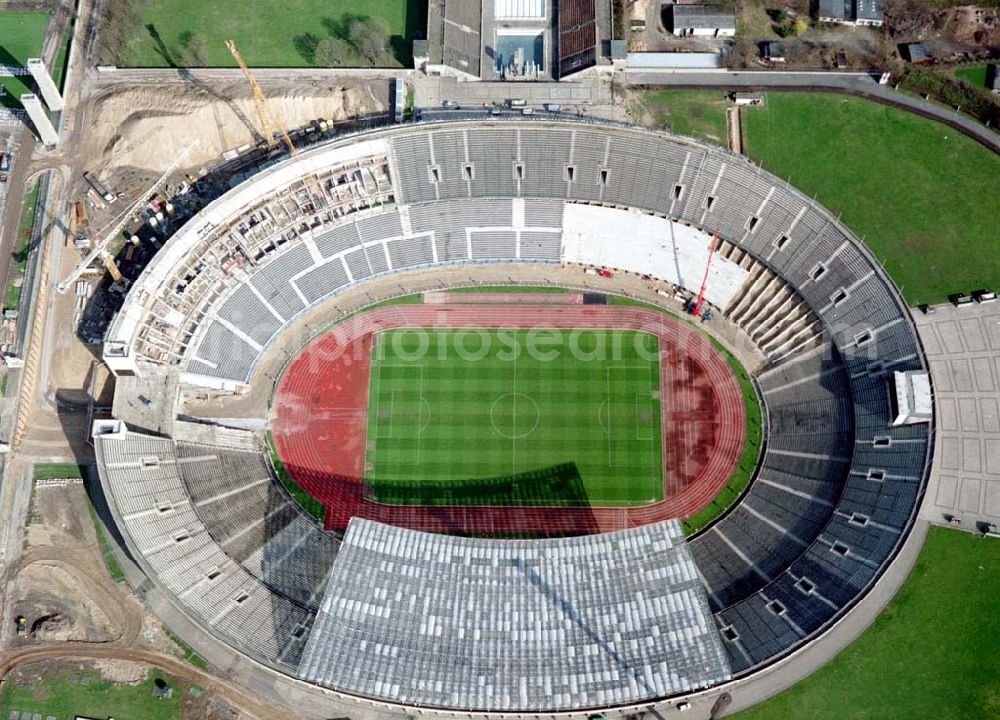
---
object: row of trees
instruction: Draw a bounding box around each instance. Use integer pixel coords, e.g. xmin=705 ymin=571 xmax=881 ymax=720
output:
xmin=95 ymin=0 xmax=141 ymax=65
xmin=314 ymin=17 xmax=391 ymax=67
xmin=97 ymin=6 xmax=393 ymax=68
xmin=901 ymin=67 xmax=1000 ymax=127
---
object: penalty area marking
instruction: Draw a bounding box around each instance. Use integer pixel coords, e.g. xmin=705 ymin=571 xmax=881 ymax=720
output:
xmin=604 ymin=364 xmax=661 ymax=498
xmin=369 ymin=364 xmax=427 ymax=472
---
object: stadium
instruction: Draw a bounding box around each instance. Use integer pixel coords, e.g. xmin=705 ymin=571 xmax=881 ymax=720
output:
xmin=94 ymin=117 xmax=931 ymax=715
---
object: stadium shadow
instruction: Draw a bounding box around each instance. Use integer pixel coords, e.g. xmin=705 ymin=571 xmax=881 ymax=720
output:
xmin=280 ymin=461 xmax=604 ymax=538
xmin=364 ymin=462 xmax=592 ymax=507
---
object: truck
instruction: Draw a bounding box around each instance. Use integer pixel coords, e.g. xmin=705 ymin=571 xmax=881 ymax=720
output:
xmin=83 ymin=171 xmax=115 ymax=203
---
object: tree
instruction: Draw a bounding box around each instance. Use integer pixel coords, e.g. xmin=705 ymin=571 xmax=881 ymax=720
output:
xmin=314 ymin=37 xmax=352 ymax=67
xmin=348 ymin=17 xmax=390 ymax=66
xmin=182 ymin=33 xmax=208 ymax=66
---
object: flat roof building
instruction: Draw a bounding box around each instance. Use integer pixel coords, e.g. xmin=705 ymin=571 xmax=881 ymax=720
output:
xmin=901 ymin=42 xmax=933 ymax=63
xmin=626 ymin=51 xmax=720 ymax=69
xmin=422 ymin=0 xmax=609 ymax=80
xmin=425 ymin=0 xmax=482 ymax=79
xmin=670 ymin=5 xmax=737 ymax=37
xmin=818 ymin=0 xmax=885 ymax=27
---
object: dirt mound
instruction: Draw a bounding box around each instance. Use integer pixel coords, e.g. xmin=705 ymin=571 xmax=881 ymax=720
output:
xmin=30 ymin=613 xmax=72 ymax=641
xmin=91 ymin=658 xmax=150 ymax=684
xmin=86 ymin=82 xmax=382 ymax=173
xmin=13 ymin=562 xmax=120 ymax=642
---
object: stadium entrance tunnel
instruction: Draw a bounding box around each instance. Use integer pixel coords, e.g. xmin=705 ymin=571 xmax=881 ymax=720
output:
xmin=269 ymin=297 xmax=751 ymax=536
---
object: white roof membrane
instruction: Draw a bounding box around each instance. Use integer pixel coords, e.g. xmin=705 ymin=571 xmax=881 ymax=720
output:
xmin=562 ymin=204 xmax=749 ymax=309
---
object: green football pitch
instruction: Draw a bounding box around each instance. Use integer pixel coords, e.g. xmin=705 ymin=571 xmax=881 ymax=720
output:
xmin=364 ymin=328 xmax=664 ymax=507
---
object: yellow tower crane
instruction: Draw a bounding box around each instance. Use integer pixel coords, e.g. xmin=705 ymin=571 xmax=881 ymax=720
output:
xmin=225 ymin=40 xmax=298 ymax=155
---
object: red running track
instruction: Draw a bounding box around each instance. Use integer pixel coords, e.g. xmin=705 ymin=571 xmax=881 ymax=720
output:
xmin=271 ymin=304 xmax=746 ymax=535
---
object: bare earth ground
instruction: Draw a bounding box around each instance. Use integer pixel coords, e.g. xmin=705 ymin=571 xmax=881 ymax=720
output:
xmin=6 ymin=481 xmax=146 ymax=651
xmin=0 ymin=478 xmax=239 ymax=717
xmin=83 ymin=81 xmax=387 ymax=174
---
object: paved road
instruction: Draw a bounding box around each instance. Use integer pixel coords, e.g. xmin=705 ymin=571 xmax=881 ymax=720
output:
xmin=625 ymin=69 xmax=1000 ymax=154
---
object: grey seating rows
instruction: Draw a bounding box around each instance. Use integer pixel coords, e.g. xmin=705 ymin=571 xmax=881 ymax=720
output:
xmin=189 ymin=198 xmax=564 ymax=382
xmin=298 ymin=518 xmax=732 ymax=711
xmin=95 ymin=431 xmax=320 ymax=669
xmin=174 ymin=442 xmax=339 ymax=611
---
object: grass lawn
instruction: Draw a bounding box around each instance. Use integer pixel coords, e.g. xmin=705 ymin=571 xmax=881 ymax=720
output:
xmin=0 ymin=12 xmax=51 ymax=110
xmin=365 ymin=328 xmax=663 ymax=507
xmin=5 ymin=178 xmax=41 ymax=310
xmin=84 ymin=499 xmax=128 ymax=584
xmin=0 ymin=666 xmax=185 ymax=720
xmin=954 ymin=64 xmax=989 ymax=89
xmin=632 ymin=90 xmax=730 ymax=146
xmin=32 ymin=462 xmax=85 ymax=480
xmin=732 ymin=526 xmax=1000 ymax=720
xmin=52 ymin=20 xmax=73 ymax=90
xmin=744 ymin=93 xmax=1000 ymax=306
xmin=119 ymin=0 xmax=425 ymax=67
xmin=163 ymin=626 xmax=210 ymax=671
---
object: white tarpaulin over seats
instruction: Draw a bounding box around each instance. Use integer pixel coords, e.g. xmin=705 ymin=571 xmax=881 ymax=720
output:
xmin=561 ymin=204 xmax=749 ymax=309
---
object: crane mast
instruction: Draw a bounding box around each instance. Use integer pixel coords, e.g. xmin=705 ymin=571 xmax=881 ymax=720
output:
xmin=58 ymin=140 xmax=200 ymax=294
xmin=692 ymin=228 xmax=719 ymax=318
xmin=225 ymin=40 xmax=297 ymax=155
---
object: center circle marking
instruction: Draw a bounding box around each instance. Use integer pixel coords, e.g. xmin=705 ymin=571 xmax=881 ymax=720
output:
xmin=490 ymin=392 xmax=540 ymax=439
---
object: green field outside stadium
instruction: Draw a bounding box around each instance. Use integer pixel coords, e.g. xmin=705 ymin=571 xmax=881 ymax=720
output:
xmin=364 ymin=328 xmax=663 ymax=507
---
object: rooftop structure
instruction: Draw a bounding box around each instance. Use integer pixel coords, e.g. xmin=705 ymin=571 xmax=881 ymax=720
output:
xmin=423 ymin=0 xmax=608 ymax=79
xmin=484 ymin=0 xmax=552 ymax=79
xmin=670 ymin=5 xmax=737 ymax=37
xmin=426 ymin=0 xmax=482 ymax=78
xmin=817 ymin=0 xmax=885 ymax=27
xmin=557 ymin=0 xmax=599 ymax=77
xmin=892 ymin=371 xmax=932 ymax=426
xmin=902 ymin=42 xmax=933 ymax=64
xmin=626 ymin=52 xmax=720 ymax=69
xmin=760 ymin=41 xmax=786 ymax=62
